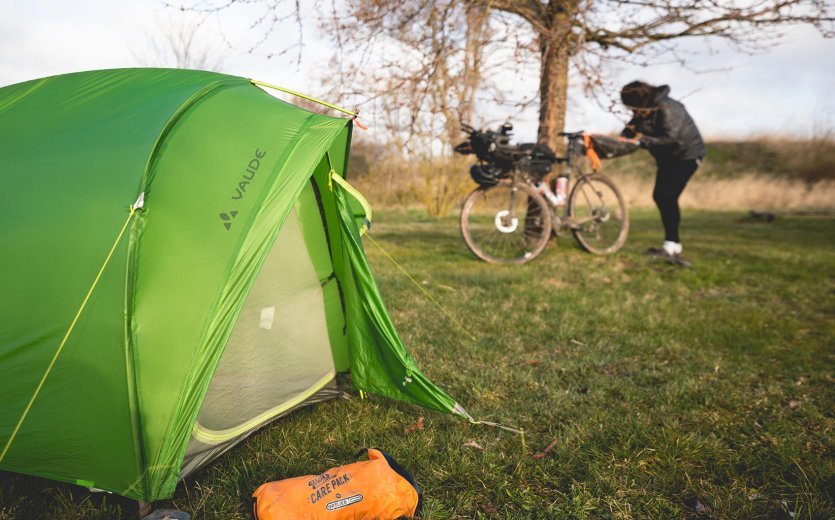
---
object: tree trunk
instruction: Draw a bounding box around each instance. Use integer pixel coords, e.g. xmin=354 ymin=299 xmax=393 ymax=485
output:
xmin=537 ymin=5 xmax=574 ymax=152
xmin=538 ymin=34 xmax=571 ymax=151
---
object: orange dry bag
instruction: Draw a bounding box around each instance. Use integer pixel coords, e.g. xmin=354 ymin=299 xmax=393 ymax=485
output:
xmin=252 ymin=448 xmax=422 ymax=519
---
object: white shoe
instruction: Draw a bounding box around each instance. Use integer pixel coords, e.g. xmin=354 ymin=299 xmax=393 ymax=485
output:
xmin=662 ymin=241 xmax=682 ymax=256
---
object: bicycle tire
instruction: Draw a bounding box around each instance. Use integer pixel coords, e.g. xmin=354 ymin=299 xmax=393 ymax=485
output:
xmin=568 ymin=174 xmax=629 ymax=255
xmin=460 ymin=180 xmax=552 ymax=264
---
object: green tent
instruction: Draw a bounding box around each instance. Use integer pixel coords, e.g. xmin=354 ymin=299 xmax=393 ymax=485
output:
xmin=0 ymin=68 xmax=467 ymax=503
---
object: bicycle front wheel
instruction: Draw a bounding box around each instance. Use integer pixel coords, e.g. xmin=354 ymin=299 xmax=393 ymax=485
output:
xmin=568 ymin=174 xmax=629 ymax=254
xmin=460 ymin=180 xmax=552 ymax=264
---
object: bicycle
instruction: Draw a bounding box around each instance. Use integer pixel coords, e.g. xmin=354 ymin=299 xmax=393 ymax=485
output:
xmin=455 ymin=123 xmax=632 ymax=264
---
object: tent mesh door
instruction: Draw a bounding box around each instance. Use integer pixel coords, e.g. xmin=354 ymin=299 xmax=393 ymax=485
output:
xmin=180 ymin=208 xmax=338 ymax=477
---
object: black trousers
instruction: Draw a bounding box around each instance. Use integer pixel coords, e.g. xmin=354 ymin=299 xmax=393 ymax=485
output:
xmin=653 ymin=158 xmax=700 ymax=243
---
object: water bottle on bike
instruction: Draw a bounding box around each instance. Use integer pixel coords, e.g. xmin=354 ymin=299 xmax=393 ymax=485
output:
xmin=555 ymin=175 xmax=569 ymax=202
xmin=536 ymin=180 xmax=566 ymax=207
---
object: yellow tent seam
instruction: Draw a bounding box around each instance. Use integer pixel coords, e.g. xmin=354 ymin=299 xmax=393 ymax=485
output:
xmin=0 ymin=206 xmax=138 ymax=463
xmin=191 ymin=370 xmax=336 ymax=444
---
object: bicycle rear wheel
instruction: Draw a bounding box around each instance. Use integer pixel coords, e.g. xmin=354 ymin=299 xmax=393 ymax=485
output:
xmin=460 ymin=180 xmax=551 ymax=264
xmin=568 ymin=174 xmax=629 ymax=254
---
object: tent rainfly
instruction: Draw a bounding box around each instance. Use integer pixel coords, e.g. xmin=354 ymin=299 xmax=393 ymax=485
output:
xmin=0 ymin=68 xmax=468 ymax=504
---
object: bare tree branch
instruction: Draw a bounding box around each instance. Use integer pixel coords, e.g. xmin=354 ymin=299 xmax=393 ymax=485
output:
xmin=171 ymin=0 xmax=834 ymax=150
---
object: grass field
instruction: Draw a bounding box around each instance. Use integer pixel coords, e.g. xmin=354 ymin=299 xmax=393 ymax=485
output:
xmin=1 ymin=209 xmax=833 ymax=519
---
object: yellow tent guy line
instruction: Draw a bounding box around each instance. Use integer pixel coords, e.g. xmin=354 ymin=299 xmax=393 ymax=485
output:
xmin=470 ymin=419 xmax=525 ymax=436
xmin=250 ymin=80 xmax=356 ymax=117
xmin=364 ymin=234 xmax=477 ymax=342
xmin=0 ymin=204 xmax=139 ymax=464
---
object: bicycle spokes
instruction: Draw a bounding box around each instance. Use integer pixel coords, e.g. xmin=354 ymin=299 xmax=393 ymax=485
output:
xmin=568 ymin=175 xmax=628 ymax=255
xmin=460 ymin=181 xmax=552 ymax=264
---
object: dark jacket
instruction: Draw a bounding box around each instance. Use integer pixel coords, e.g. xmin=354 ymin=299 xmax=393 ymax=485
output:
xmin=621 ymin=85 xmax=705 ymax=162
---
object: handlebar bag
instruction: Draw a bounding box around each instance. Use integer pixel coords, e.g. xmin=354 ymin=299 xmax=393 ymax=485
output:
xmin=589 ymin=135 xmax=640 ymax=159
xmin=469 ymin=130 xmax=497 ymax=161
xmin=252 ymin=448 xmax=422 ymax=520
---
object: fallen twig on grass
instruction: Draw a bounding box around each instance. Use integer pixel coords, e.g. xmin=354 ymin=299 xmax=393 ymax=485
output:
xmin=531 ymin=439 xmax=558 ymax=460
xmin=462 ymin=440 xmax=484 ymax=450
xmin=403 ymin=416 xmax=425 ymax=435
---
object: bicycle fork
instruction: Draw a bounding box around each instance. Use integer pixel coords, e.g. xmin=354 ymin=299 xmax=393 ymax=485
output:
xmin=493 ymin=176 xmax=521 ymax=234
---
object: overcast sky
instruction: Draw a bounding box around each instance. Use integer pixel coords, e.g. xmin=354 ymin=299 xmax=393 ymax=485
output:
xmin=2 ymin=0 xmax=833 ymax=140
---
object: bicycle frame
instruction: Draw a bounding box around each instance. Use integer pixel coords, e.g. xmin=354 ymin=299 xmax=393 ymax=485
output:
xmin=510 ymin=132 xmax=590 ymax=233
xmin=457 ymin=123 xmax=629 ymax=262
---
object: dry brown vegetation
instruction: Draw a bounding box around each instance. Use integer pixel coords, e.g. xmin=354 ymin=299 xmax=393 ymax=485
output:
xmin=612 ymin=173 xmax=835 ymax=212
xmin=604 ymin=135 xmax=835 ymax=211
xmin=348 ymin=136 xmax=835 ymax=213
xmin=347 ymin=138 xmax=475 ymax=216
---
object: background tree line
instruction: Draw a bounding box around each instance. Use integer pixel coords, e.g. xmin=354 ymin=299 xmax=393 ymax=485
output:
xmin=155 ymin=0 xmax=833 ymax=213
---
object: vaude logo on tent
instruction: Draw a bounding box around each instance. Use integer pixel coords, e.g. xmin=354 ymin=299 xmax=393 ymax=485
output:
xmin=326 ymin=494 xmax=364 ymax=511
xmin=219 ymin=148 xmax=267 ymax=230
xmin=232 ymin=148 xmax=267 ymax=201
xmin=219 ymin=211 xmax=238 ymax=231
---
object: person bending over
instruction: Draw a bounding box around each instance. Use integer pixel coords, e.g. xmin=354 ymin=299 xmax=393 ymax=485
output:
xmin=620 ymin=81 xmax=705 ymax=265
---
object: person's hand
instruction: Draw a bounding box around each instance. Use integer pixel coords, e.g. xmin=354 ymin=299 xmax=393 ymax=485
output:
xmin=638 ymin=136 xmax=658 ymax=148
xmin=620 ymin=125 xmax=640 ymax=139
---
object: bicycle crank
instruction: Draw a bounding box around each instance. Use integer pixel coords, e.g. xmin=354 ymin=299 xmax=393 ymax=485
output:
xmin=593 ymin=206 xmax=611 ymax=222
